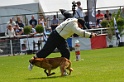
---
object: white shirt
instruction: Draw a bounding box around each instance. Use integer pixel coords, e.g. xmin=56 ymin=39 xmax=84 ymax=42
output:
xmin=56 ymin=18 xmax=91 ymax=39
xmin=74 ymin=7 xmax=84 ymax=18
xmin=5 ymin=28 xmax=16 ymax=37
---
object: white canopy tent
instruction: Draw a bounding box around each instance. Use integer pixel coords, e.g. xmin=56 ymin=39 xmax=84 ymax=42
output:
xmin=38 ymin=0 xmax=124 ymax=12
xmin=0 ymin=1 xmax=39 ymax=32
xmin=0 ymin=0 xmax=124 ymax=32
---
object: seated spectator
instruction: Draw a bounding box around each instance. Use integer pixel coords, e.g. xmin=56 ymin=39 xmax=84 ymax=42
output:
xmin=14 ymin=24 xmax=24 ymax=35
xmin=96 ymin=10 xmax=104 ymax=20
xmin=31 ymin=25 xmax=36 ymax=34
xmin=16 ymin=16 xmax=24 ymax=28
xmin=104 ymin=10 xmax=112 ymax=20
xmin=50 ymin=15 xmax=59 ymax=31
xmin=38 ymin=15 xmax=47 ymax=27
xmin=29 ymin=15 xmax=37 ymax=28
xmin=96 ymin=10 xmax=104 ymax=27
xmin=38 ymin=15 xmax=48 ymax=31
xmin=7 ymin=18 xmax=16 ymax=28
xmin=84 ymin=12 xmax=90 ymax=29
xmin=5 ymin=24 xmax=16 ymax=37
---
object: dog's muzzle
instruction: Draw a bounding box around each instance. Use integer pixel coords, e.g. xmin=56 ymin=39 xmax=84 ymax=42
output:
xmin=29 ymin=59 xmax=34 ymax=64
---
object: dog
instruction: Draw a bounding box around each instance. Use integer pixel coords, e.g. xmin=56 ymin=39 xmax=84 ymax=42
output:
xmin=29 ymin=56 xmax=73 ymax=76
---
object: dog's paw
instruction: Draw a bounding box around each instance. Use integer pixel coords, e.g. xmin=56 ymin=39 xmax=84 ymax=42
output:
xmin=63 ymin=72 xmax=68 ymax=76
xmin=51 ymin=72 xmax=55 ymax=75
xmin=47 ymin=72 xmax=56 ymax=76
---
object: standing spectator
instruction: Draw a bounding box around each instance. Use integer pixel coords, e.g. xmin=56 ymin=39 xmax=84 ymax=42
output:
xmin=74 ymin=1 xmax=84 ymax=19
xmin=29 ymin=15 xmax=37 ymax=28
xmin=7 ymin=18 xmax=16 ymax=28
xmin=120 ymin=7 xmax=124 ymax=18
xmin=5 ymin=24 xmax=16 ymax=37
xmin=104 ymin=10 xmax=112 ymax=20
xmin=73 ymin=1 xmax=84 ymax=37
xmin=16 ymin=16 xmax=24 ymax=28
xmin=50 ymin=15 xmax=59 ymax=31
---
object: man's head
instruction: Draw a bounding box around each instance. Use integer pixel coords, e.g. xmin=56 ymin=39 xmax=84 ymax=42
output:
xmin=97 ymin=10 xmax=101 ymax=14
xmin=31 ymin=15 xmax=35 ymax=19
xmin=77 ymin=18 xmax=85 ymax=28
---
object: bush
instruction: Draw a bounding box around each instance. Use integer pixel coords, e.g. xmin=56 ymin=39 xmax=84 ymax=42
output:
xmin=117 ymin=18 xmax=124 ymax=26
xmin=24 ymin=26 xmax=32 ymax=35
xmin=100 ymin=20 xmax=108 ymax=27
xmin=35 ymin=24 xmax=44 ymax=33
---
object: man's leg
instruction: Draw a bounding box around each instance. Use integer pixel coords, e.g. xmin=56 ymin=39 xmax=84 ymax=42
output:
xmin=57 ymin=41 xmax=70 ymax=59
xmin=57 ymin=41 xmax=70 ymax=75
xmin=57 ymin=41 xmax=70 ymax=60
xmin=28 ymin=31 xmax=57 ymax=70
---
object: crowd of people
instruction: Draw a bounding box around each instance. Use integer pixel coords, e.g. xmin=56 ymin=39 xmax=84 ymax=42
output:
xmin=5 ymin=15 xmax=59 ymax=37
xmin=4 ymin=0 xmax=124 ymax=38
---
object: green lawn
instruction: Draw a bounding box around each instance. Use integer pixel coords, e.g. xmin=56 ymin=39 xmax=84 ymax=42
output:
xmin=0 ymin=47 xmax=124 ymax=82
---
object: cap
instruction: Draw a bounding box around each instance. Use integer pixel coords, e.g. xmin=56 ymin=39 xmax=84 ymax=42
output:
xmin=59 ymin=9 xmax=73 ymax=19
xmin=77 ymin=18 xmax=85 ymax=27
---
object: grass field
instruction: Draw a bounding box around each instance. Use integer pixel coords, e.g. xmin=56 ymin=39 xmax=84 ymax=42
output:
xmin=0 ymin=47 xmax=124 ymax=82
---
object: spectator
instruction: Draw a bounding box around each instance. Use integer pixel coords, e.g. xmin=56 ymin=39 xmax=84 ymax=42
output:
xmin=104 ymin=10 xmax=112 ymax=20
xmin=31 ymin=25 xmax=36 ymax=34
xmin=7 ymin=18 xmax=16 ymax=28
xmin=16 ymin=16 xmax=24 ymax=28
xmin=84 ymin=12 xmax=90 ymax=29
xmin=50 ymin=15 xmax=59 ymax=31
xmin=74 ymin=1 xmax=84 ymax=19
xmin=96 ymin=10 xmax=104 ymax=27
xmin=38 ymin=15 xmax=47 ymax=27
xmin=29 ymin=15 xmax=37 ymax=28
xmin=96 ymin=10 xmax=104 ymax=20
xmin=120 ymin=7 xmax=124 ymax=18
xmin=14 ymin=24 xmax=24 ymax=35
xmin=5 ymin=24 xmax=16 ymax=37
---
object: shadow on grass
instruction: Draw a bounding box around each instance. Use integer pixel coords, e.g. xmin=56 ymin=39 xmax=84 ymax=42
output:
xmin=27 ymin=76 xmax=63 ymax=80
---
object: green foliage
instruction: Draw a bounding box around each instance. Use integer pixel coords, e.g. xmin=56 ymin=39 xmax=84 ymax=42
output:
xmin=117 ymin=17 xmax=124 ymax=26
xmin=100 ymin=20 xmax=108 ymax=27
xmin=0 ymin=47 xmax=124 ymax=82
xmin=115 ymin=8 xmax=121 ymax=20
xmin=24 ymin=25 xmax=32 ymax=35
xmin=118 ymin=25 xmax=124 ymax=36
xmin=35 ymin=24 xmax=44 ymax=33
xmin=101 ymin=8 xmax=124 ymax=39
